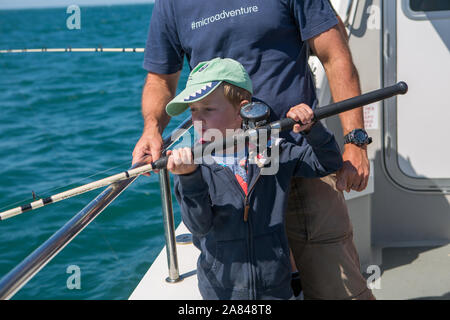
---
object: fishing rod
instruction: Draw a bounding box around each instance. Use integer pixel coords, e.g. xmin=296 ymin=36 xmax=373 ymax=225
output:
xmin=0 ymin=115 xmax=192 ymax=221
xmin=0 ymin=81 xmax=408 ymax=221
xmin=0 ymin=47 xmax=145 ymax=53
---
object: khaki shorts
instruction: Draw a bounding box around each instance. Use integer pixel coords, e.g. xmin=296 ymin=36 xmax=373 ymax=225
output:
xmin=285 ymin=174 xmax=375 ymax=300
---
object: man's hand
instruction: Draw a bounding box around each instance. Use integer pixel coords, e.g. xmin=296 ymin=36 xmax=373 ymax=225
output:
xmin=132 ymin=129 xmax=164 ymax=175
xmin=167 ymin=148 xmax=198 ymax=175
xmin=336 ymin=143 xmax=369 ymax=192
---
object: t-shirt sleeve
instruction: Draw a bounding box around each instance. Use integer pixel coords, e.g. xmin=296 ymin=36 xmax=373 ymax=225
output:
xmin=142 ymin=0 xmax=184 ymax=74
xmin=289 ymin=0 xmax=339 ymax=41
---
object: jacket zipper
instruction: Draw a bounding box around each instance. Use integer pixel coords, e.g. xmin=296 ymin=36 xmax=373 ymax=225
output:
xmin=247 ymin=211 xmax=254 ymax=299
xmin=244 ymin=173 xmax=262 ymax=222
xmin=244 ymin=171 xmax=262 ymax=299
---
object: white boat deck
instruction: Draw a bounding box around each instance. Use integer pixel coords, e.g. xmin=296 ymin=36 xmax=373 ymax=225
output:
xmin=371 ymin=244 xmax=450 ymax=300
xmin=129 ymin=222 xmax=202 ymax=300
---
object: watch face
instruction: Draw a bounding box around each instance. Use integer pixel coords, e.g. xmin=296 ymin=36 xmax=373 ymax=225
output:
xmin=355 ymin=130 xmax=367 ymax=142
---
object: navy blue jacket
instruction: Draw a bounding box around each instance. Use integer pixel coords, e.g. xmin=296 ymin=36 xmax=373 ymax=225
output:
xmin=173 ymin=122 xmax=342 ymax=300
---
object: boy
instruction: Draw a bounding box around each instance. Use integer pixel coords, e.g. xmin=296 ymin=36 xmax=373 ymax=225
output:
xmin=166 ymin=58 xmax=342 ymax=299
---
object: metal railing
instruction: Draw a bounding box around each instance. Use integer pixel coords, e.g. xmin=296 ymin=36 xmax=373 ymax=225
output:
xmin=0 ymin=117 xmax=192 ymax=299
xmin=158 ymin=117 xmax=193 ymax=284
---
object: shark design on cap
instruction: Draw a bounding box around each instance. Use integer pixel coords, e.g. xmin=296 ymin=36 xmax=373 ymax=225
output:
xmin=183 ymin=81 xmax=220 ymax=102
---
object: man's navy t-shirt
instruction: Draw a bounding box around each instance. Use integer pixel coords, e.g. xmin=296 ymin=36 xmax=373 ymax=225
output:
xmin=143 ymin=0 xmax=338 ymax=142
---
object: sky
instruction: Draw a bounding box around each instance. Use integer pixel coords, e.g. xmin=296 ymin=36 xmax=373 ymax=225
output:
xmin=0 ymin=0 xmax=154 ymax=10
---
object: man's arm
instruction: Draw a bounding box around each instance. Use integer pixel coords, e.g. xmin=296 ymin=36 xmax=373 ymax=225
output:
xmin=132 ymin=71 xmax=180 ymax=167
xmin=308 ymin=23 xmax=370 ymax=192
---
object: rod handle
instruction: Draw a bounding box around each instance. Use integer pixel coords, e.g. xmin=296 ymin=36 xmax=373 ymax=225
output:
xmin=314 ymin=81 xmax=408 ymax=121
xmin=274 ymin=81 xmax=408 ymax=132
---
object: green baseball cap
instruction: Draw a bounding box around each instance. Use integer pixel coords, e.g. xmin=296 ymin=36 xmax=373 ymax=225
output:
xmin=166 ymin=57 xmax=253 ymax=117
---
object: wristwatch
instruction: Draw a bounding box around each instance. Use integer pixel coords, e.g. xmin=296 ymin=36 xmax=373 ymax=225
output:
xmin=344 ymin=129 xmax=372 ymax=146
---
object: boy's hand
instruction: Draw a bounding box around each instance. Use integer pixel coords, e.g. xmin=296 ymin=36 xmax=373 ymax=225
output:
xmin=286 ymin=103 xmax=315 ymax=133
xmin=167 ymin=148 xmax=198 ymax=175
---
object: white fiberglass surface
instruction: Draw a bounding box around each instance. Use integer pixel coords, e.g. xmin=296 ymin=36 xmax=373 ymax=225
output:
xmin=396 ymin=0 xmax=450 ymax=179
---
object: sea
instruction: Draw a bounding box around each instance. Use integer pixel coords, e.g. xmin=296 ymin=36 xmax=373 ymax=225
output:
xmin=0 ymin=3 xmax=192 ymax=299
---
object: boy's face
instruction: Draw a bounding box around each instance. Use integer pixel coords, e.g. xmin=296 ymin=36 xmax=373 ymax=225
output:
xmin=189 ymin=87 xmax=246 ymax=141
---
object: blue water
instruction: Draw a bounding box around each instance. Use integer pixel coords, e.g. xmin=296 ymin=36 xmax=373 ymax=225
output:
xmin=0 ymin=4 xmax=191 ymax=299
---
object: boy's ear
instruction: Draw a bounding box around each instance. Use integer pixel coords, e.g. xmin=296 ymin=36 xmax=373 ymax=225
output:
xmin=240 ymin=100 xmax=250 ymax=108
xmin=237 ymin=100 xmax=250 ymax=118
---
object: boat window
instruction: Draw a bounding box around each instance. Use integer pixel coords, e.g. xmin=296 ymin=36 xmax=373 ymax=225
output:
xmin=410 ymin=0 xmax=450 ymax=12
xmin=383 ymin=0 xmax=450 ymax=192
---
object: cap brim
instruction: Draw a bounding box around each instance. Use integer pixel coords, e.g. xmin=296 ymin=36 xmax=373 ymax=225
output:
xmin=166 ymin=81 xmax=222 ymax=117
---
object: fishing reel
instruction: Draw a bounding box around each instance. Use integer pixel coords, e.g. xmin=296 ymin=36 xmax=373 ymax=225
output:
xmin=240 ymin=102 xmax=271 ymax=130
xmin=240 ymin=102 xmax=272 ymax=168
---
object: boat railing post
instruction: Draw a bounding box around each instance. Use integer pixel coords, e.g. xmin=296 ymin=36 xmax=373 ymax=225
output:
xmin=158 ymin=168 xmax=181 ymax=283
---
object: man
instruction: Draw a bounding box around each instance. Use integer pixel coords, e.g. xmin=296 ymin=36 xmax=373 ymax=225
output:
xmin=133 ymin=0 xmax=374 ymax=300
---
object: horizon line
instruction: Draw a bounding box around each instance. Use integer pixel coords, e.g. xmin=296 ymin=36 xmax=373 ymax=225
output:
xmin=0 ymin=1 xmax=154 ymax=10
